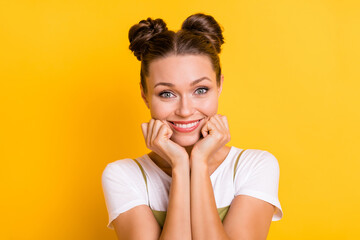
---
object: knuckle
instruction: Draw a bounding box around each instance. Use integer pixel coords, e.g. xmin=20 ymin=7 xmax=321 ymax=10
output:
xmin=153 ymin=138 xmax=160 ymax=145
xmin=214 ymin=133 xmax=222 ymax=140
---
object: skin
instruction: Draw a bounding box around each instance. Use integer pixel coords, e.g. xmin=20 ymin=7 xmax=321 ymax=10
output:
xmin=112 ymin=55 xmax=275 ymax=240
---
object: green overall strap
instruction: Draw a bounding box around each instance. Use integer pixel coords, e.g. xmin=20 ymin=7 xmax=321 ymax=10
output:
xmin=233 ymin=149 xmax=246 ymax=182
xmin=132 ymin=159 xmax=150 ymax=205
xmin=132 ymin=159 xmax=166 ymax=228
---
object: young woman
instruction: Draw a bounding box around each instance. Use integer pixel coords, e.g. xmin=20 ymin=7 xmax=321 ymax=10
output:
xmin=102 ymin=13 xmax=283 ymax=240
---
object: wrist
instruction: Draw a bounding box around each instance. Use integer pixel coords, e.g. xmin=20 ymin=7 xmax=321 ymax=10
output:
xmin=172 ymin=160 xmax=190 ymax=173
xmin=190 ymin=156 xmax=209 ymax=170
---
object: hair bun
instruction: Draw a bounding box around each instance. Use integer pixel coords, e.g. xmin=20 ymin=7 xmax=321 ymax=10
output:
xmin=128 ymin=18 xmax=168 ymax=61
xmin=181 ymin=13 xmax=224 ymax=53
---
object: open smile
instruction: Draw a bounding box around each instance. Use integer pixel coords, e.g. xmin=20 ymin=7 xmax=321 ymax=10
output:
xmin=168 ymin=119 xmax=203 ymax=133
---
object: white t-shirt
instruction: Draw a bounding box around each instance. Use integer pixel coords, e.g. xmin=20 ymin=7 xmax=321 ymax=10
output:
xmin=102 ymin=146 xmax=283 ymax=229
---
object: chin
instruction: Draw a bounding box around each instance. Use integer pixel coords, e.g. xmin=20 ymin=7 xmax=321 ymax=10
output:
xmin=171 ymin=135 xmax=200 ymax=147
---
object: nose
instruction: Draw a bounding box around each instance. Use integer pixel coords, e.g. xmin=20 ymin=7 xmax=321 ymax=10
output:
xmin=175 ymin=95 xmax=194 ymax=118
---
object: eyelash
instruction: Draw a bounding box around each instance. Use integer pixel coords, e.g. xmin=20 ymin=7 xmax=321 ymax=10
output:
xmin=159 ymin=87 xmax=209 ymax=98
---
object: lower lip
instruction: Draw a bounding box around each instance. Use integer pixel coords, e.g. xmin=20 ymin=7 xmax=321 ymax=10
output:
xmin=170 ymin=120 xmax=201 ymax=133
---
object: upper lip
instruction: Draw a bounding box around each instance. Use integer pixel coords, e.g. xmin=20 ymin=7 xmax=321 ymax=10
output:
xmin=168 ymin=118 xmax=203 ymax=124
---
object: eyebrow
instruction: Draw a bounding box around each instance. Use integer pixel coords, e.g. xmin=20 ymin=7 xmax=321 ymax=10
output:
xmin=154 ymin=77 xmax=212 ymax=88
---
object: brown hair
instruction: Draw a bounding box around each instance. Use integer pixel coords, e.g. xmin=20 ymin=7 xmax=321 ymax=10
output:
xmin=128 ymin=13 xmax=225 ymax=94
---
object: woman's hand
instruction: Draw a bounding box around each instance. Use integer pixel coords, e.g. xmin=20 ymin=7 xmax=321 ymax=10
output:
xmin=141 ymin=119 xmax=189 ymax=168
xmin=190 ymin=114 xmax=231 ymax=166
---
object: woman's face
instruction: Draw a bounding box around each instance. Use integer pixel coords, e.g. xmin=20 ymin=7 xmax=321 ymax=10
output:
xmin=141 ymin=54 xmax=223 ymax=147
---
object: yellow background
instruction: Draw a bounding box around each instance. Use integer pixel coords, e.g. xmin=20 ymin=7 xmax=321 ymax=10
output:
xmin=1 ymin=0 xmax=359 ymax=239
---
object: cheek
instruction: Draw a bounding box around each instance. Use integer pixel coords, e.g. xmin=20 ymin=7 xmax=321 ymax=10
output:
xmin=149 ymin=100 xmax=174 ymax=119
xmin=198 ymin=97 xmax=218 ymax=115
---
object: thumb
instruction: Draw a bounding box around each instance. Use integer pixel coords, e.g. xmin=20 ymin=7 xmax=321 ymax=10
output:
xmin=159 ymin=123 xmax=173 ymax=139
xmin=201 ymin=121 xmax=210 ymax=138
xmin=161 ymin=120 xmax=173 ymax=139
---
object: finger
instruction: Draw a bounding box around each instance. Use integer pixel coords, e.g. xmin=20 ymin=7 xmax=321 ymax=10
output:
xmin=141 ymin=123 xmax=148 ymax=139
xmin=201 ymin=121 xmax=209 ymax=138
xmin=158 ymin=122 xmax=173 ymax=140
xmin=161 ymin=120 xmax=171 ymax=128
xmin=147 ymin=119 xmax=155 ymax=147
xmin=219 ymin=115 xmax=231 ymax=142
xmin=201 ymin=120 xmax=216 ymax=137
xmin=208 ymin=115 xmax=223 ymax=131
xmin=220 ymin=115 xmax=230 ymax=130
xmin=151 ymin=120 xmax=163 ymax=144
xmin=207 ymin=116 xmax=228 ymax=141
xmin=161 ymin=120 xmax=172 ymax=136
xmin=211 ymin=115 xmax=226 ymax=130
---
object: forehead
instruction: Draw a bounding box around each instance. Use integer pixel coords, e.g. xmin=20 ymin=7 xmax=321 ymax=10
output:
xmin=147 ymin=55 xmax=216 ymax=88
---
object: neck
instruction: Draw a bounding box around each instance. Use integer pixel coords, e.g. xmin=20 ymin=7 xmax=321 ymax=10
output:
xmin=184 ymin=144 xmax=194 ymax=156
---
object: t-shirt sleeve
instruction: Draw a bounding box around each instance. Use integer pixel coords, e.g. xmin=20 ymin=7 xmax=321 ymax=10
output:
xmin=101 ymin=159 xmax=148 ymax=229
xmin=234 ymin=150 xmax=283 ymax=221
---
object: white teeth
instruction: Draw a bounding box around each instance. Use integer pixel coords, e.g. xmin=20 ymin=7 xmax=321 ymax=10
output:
xmin=173 ymin=120 xmax=199 ymax=128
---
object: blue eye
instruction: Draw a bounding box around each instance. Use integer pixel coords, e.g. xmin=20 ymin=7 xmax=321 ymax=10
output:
xmin=159 ymin=91 xmax=175 ymax=98
xmin=195 ymin=87 xmax=208 ymax=95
